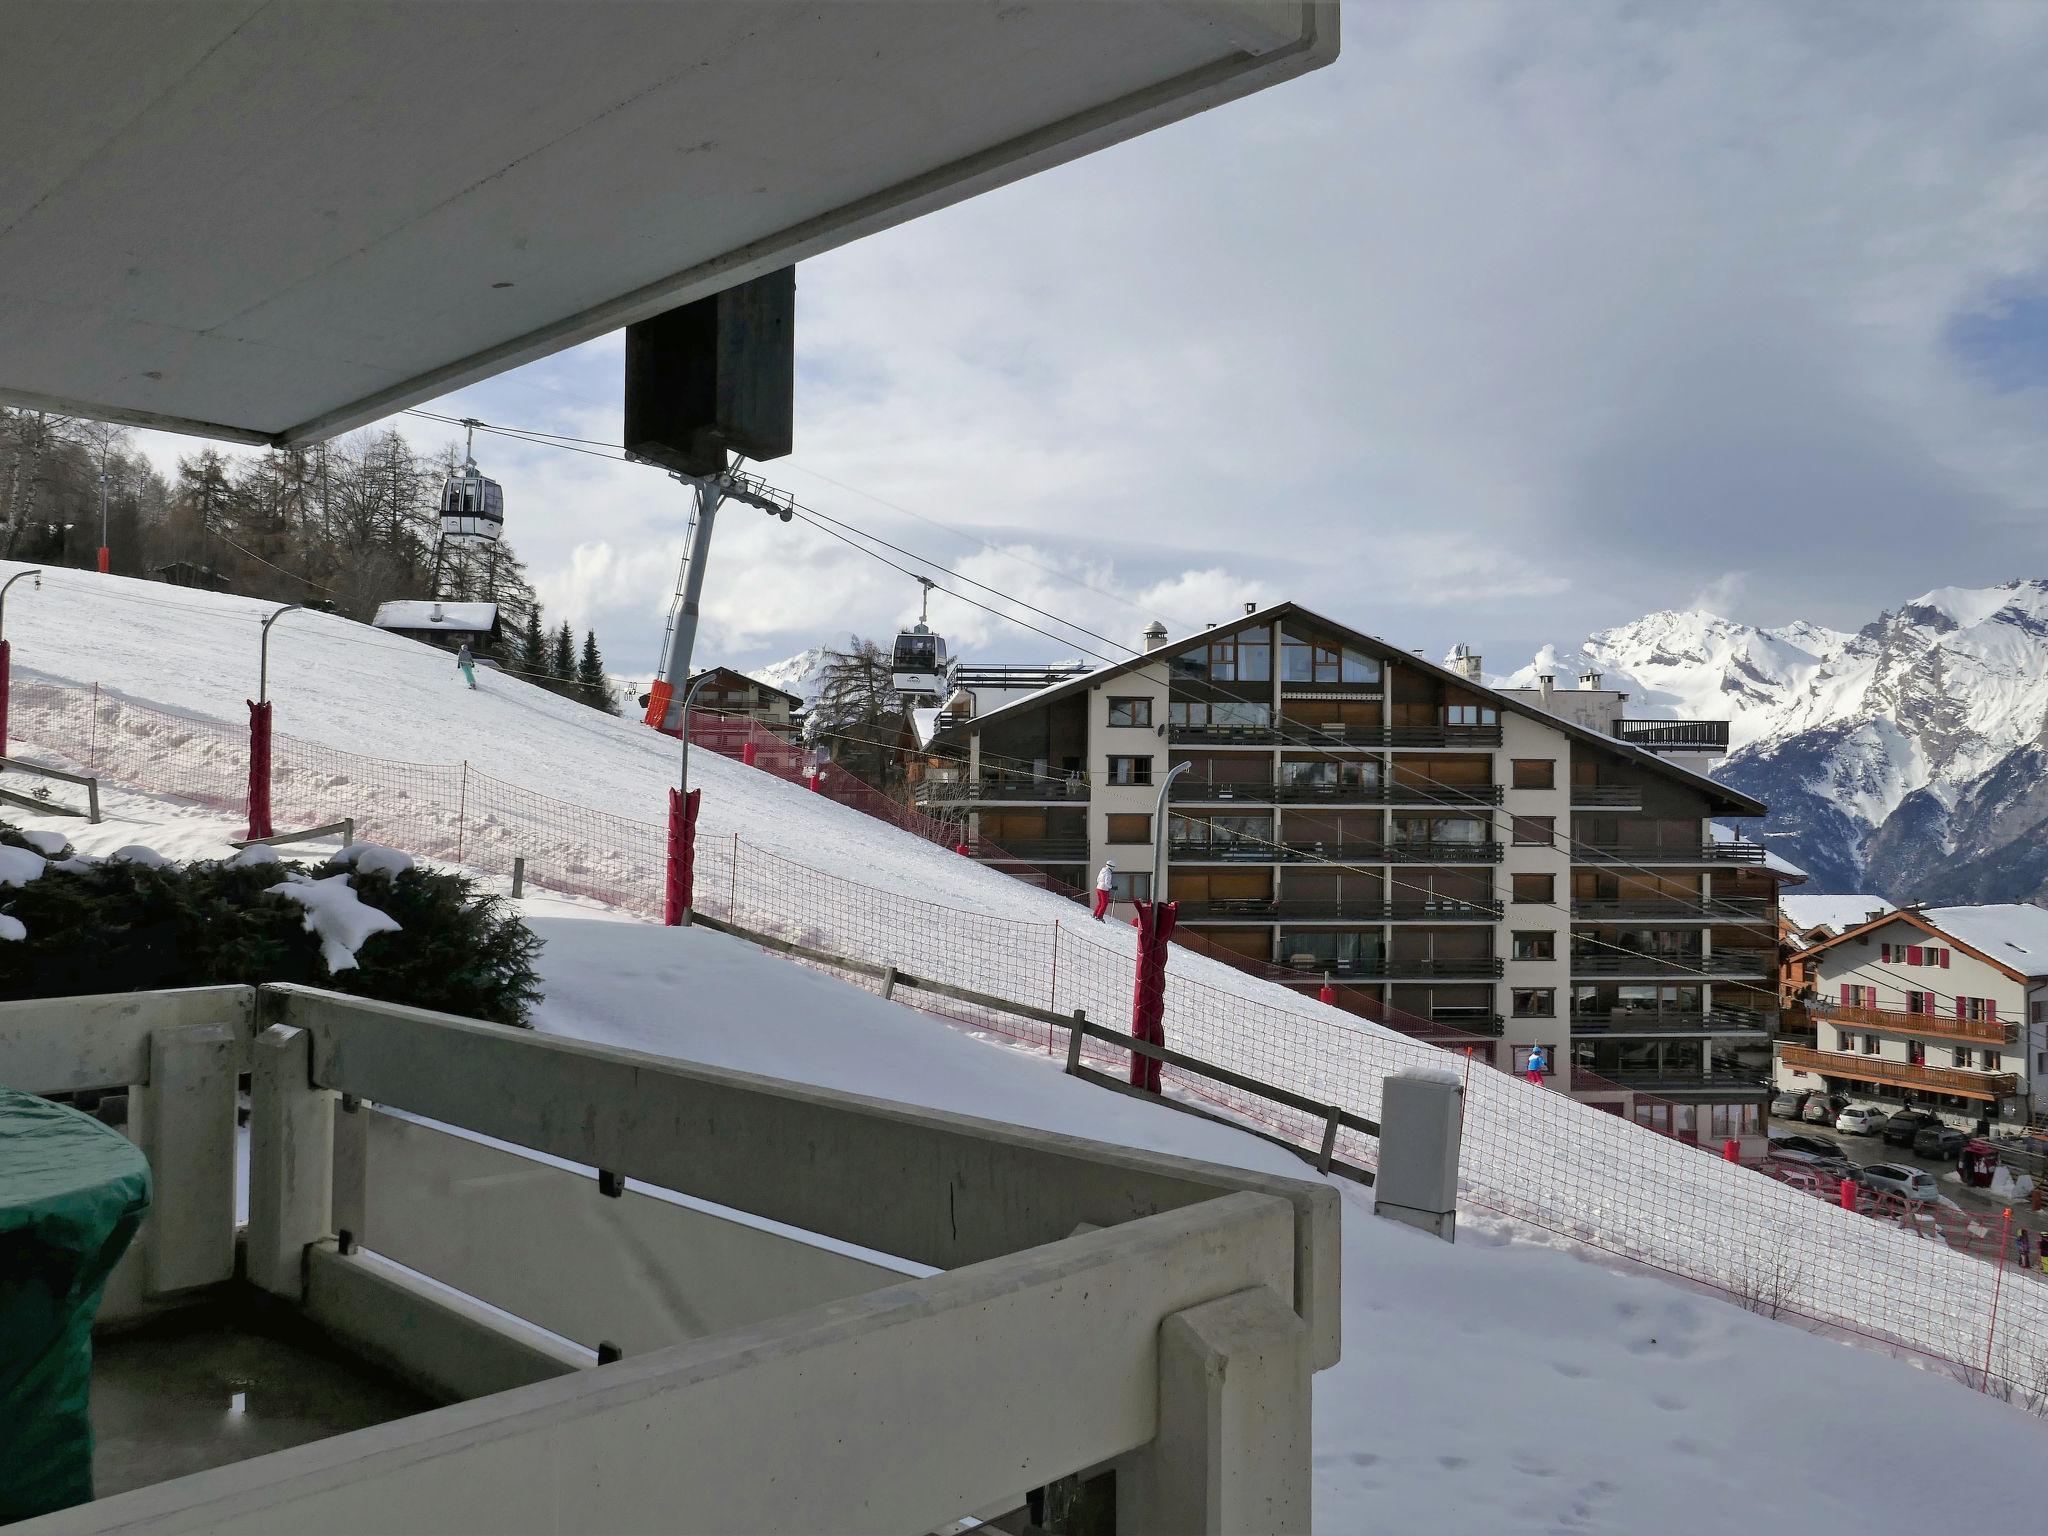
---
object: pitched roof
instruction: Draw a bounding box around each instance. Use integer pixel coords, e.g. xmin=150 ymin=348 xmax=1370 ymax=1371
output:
xmin=688 ymin=667 xmax=803 ymax=705
xmin=932 ymin=600 xmax=1768 ymax=817
xmin=1781 ymin=894 xmax=1894 ymax=935
xmin=1798 ymin=903 xmax=2048 ymax=982
xmin=372 ymin=600 xmax=499 ymax=633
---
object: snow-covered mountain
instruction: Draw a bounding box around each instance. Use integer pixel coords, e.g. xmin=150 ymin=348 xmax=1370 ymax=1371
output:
xmin=751 ymin=642 xmax=840 ymax=706
xmin=1491 ymin=581 xmax=2048 ymax=902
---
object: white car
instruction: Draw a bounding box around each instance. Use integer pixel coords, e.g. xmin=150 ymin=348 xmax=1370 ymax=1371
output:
xmin=1855 ymin=1163 xmax=1940 ymax=1204
xmin=1836 ymin=1105 xmax=1888 ymax=1135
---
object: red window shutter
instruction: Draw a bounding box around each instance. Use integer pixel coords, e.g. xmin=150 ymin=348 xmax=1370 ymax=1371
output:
xmin=1940 ymin=948 xmax=1950 ymax=968
xmin=1881 ymin=943 xmax=1891 ymax=962
xmin=1987 ymin=999 xmax=1997 ymax=1022
xmin=1842 ymin=983 xmax=1853 ymax=1004
xmin=1907 ymin=945 xmax=1923 ymax=965
xmin=1957 ymin=996 xmax=1967 ymax=1019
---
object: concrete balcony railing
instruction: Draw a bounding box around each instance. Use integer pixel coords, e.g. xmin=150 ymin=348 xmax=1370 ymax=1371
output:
xmin=1810 ymin=999 xmax=2019 ymax=1047
xmin=914 ymin=776 xmax=1089 ymax=804
xmin=3 ymin=985 xmax=1339 ymax=1534
xmin=1781 ymin=1041 xmax=2019 ymax=1102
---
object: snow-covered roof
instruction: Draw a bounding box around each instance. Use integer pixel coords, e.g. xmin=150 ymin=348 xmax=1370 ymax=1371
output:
xmin=910 ymin=707 xmax=943 ymax=749
xmin=1917 ymin=905 xmax=2048 ymax=977
xmin=1781 ymin=893 xmax=1892 ymax=934
xmin=372 ymin=601 xmax=499 ymax=634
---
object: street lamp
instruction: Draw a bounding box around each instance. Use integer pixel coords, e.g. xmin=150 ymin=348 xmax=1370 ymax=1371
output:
xmin=258 ymin=604 xmax=300 ymax=704
xmin=675 ymin=669 xmax=717 ymax=798
xmin=0 ymin=568 xmax=42 ymax=639
xmin=98 ymin=465 xmax=109 ymax=573
xmin=1150 ymin=760 xmax=1192 ymax=918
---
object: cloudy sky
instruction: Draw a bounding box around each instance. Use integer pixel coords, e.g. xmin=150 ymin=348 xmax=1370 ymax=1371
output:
xmin=136 ymin=2 xmax=2048 ymax=684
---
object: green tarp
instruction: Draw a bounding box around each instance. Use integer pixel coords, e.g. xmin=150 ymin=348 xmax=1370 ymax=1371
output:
xmin=0 ymin=1086 xmax=150 ymax=1523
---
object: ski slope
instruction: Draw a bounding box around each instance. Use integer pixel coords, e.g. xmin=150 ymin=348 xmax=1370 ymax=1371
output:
xmin=10 ymin=564 xmax=2048 ymax=1421
xmin=9 ymin=782 xmax=2048 ymax=1530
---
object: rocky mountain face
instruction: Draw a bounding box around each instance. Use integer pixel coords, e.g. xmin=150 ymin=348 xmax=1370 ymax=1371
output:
xmin=1490 ymin=581 xmax=2048 ymax=903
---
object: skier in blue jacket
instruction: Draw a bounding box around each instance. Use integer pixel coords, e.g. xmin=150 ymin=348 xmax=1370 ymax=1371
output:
xmin=1525 ymin=1045 xmax=1549 ymax=1084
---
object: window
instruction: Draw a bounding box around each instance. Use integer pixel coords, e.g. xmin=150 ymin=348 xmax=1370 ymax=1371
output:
xmin=1444 ymin=703 xmax=1499 ymax=727
xmin=1279 ymin=627 xmax=1382 ymax=685
xmin=1109 ymin=871 xmax=1151 ymax=903
xmin=1175 ymin=630 xmax=1269 ymax=684
xmin=1512 ymin=873 xmax=1554 ymax=904
xmin=2037 ymin=1049 xmax=2047 ymax=1074
xmin=1512 ymin=930 xmax=1555 ymax=962
xmin=2035 ymin=1002 xmax=2046 ymax=1026
xmin=1511 ymin=814 xmax=1555 ymax=847
xmin=1984 ymin=1052 xmax=2002 ymax=1072
xmin=1837 ymin=1031 xmax=1855 ymax=1051
xmin=1512 ymin=1045 xmax=1552 ymax=1076
xmin=1513 ymin=988 xmax=1555 ymax=1017
xmin=1107 ymin=697 xmax=1152 ymax=728
xmin=1861 ymin=1034 xmax=1880 ymax=1055
xmin=1105 ymin=813 xmax=1152 ymax=844
xmin=1955 ymin=1047 xmax=1974 ymax=1069
xmin=1512 ymin=759 xmax=1555 ymax=790
xmin=1106 ymin=756 xmax=1152 ymax=786
xmin=1907 ymin=1041 xmax=1925 ymax=1066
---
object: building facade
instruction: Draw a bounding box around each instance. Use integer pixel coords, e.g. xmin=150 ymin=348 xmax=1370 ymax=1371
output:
xmin=1775 ymin=905 xmax=2048 ymax=1130
xmin=684 ymin=667 xmax=804 ymax=739
xmin=920 ymin=603 xmax=1791 ymax=1133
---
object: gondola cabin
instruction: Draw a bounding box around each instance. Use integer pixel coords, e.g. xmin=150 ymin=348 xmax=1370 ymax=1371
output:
xmin=891 ymin=624 xmax=948 ymax=697
xmin=440 ymin=460 xmax=505 ymax=543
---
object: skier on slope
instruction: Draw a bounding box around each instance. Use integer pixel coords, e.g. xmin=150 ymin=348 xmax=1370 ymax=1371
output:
xmin=1092 ymin=859 xmax=1115 ymax=921
xmin=1525 ymin=1043 xmax=1549 ymax=1085
xmin=455 ymin=641 xmax=478 ymax=691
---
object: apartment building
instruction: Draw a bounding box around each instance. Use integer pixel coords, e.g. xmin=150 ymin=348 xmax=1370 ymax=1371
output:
xmin=1776 ymin=905 xmax=2048 ymax=1130
xmin=919 ymin=602 xmax=1792 ymax=1134
xmin=1777 ymin=893 xmax=1896 ymax=1041
xmin=681 ymin=667 xmax=804 ymax=739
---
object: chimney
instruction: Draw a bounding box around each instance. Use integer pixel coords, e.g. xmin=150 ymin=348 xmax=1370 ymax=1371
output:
xmin=1449 ymin=644 xmax=1483 ymax=682
xmin=1578 ymin=669 xmax=1602 ymax=690
xmin=430 ymin=601 xmax=444 ymax=623
xmin=1143 ymin=621 xmax=1169 ymax=652
xmin=1244 ymin=601 xmax=1257 ymax=615
xmin=1538 ymin=673 xmax=1555 ymax=708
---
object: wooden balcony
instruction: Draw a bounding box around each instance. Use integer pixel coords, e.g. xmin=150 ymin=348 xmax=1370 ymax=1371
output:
xmin=1811 ymin=999 xmax=2017 ymax=1046
xmin=1780 ymin=1042 xmax=2017 ymax=1102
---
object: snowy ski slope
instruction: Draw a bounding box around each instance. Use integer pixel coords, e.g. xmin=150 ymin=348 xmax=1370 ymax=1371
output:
xmin=10 ymin=563 xmax=2048 ymax=1402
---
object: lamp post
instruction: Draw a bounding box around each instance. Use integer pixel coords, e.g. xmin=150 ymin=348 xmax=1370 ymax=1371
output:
xmin=97 ymin=464 xmax=109 ymax=573
xmin=258 ymin=604 xmax=300 ymax=704
xmin=0 ymin=567 xmax=42 ymax=639
xmin=675 ymin=669 xmax=717 ymax=797
xmin=1150 ymin=760 xmax=1192 ymax=919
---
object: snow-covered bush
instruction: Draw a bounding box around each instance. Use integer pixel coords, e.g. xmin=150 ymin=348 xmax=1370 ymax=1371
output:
xmin=0 ymin=825 xmax=539 ymax=1025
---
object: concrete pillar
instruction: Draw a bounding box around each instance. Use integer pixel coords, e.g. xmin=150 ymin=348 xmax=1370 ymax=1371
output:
xmin=136 ymin=1023 xmax=239 ymax=1295
xmin=247 ymin=1024 xmax=334 ymax=1300
xmin=1375 ymin=1070 xmax=1462 ymax=1242
xmin=1116 ymin=1286 xmax=1311 ymax=1535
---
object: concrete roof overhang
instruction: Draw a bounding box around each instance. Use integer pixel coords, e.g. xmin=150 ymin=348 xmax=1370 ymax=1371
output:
xmin=0 ymin=1 xmax=1335 ymax=445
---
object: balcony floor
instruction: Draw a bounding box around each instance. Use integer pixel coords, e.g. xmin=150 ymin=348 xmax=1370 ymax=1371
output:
xmin=92 ymin=1300 xmax=431 ymax=1500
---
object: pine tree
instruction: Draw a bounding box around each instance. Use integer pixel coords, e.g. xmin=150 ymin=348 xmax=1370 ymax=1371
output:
xmin=521 ymin=605 xmax=547 ymax=680
xmin=576 ymin=630 xmax=616 ymax=714
xmin=549 ymin=621 xmax=576 ymax=683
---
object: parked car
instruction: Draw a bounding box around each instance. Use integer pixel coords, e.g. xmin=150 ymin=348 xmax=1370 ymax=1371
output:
xmin=1854 ymin=1163 xmax=1940 ymax=1203
xmin=1767 ymin=1130 xmax=1851 ymax=1176
xmin=1770 ymin=1090 xmax=1811 ymax=1119
xmin=1914 ymin=1124 xmax=1968 ymax=1159
xmin=1836 ymin=1105 xmax=1889 ymax=1135
xmin=1881 ymin=1109 xmax=1944 ymax=1147
xmin=1803 ymin=1092 xmax=1851 ymax=1124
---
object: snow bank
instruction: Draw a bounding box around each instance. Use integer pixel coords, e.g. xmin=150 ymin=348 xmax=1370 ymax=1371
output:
xmin=16 ymin=830 xmax=68 ymax=857
xmin=0 ymin=845 xmax=46 ymax=886
xmin=0 ymin=913 xmax=24 ymax=942
xmin=337 ymin=843 xmax=416 ymax=879
xmin=228 ymin=843 xmax=282 ymax=868
xmin=272 ymin=873 xmax=402 ymax=972
xmin=106 ymin=845 xmax=169 ymax=868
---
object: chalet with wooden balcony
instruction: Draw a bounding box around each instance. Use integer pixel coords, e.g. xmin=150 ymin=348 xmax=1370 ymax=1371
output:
xmin=1776 ymin=904 xmax=2048 ymax=1129
xmin=922 ymin=601 xmax=1796 ymax=1137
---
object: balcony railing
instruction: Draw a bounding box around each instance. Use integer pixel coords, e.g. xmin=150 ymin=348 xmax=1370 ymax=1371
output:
xmin=1613 ymin=719 xmax=1731 ymax=751
xmin=1174 ymin=897 xmax=1504 ymax=922
xmin=1569 ymin=899 xmax=1773 ymax=922
xmin=1597 ymin=1068 xmax=1768 ymax=1095
xmin=1780 ymin=1042 xmax=2018 ymax=1102
xmin=1167 ymin=723 xmax=1504 ymax=749
xmin=914 ymin=776 xmax=1090 ymax=804
xmin=1568 ymin=786 xmax=1644 ymax=808
xmin=1575 ymin=841 xmax=1766 ymax=865
xmin=1168 ymin=839 xmax=1384 ymax=864
xmin=1569 ymin=948 xmax=1776 ymax=978
xmin=1168 ymin=779 xmax=1504 ymax=807
xmin=1571 ymin=1006 xmax=1772 ymax=1035
xmin=967 ymin=839 xmax=1091 ymax=861
xmin=1385 ymin=839 xmax=1503 ymax=864
xmin=1270 ymin=956 xmax=1503 ymax=982
xmin=1810 ymin=999 xmax=2018 ymax=1046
